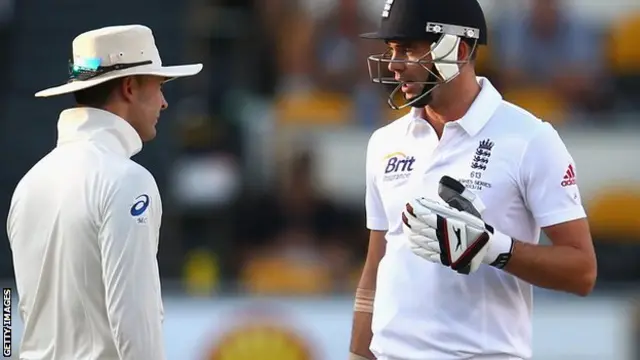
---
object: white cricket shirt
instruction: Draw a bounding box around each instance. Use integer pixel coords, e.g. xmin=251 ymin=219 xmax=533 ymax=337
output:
xmin=7 ymin=108 xmax=166 ymax=360
xmin=365 ymin=78 xmax=586 ymax=360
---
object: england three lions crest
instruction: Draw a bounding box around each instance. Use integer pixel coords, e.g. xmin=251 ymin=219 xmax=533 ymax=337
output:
xmin=458 ymin=139 xmax=495 ymax=191
xmin=471 ymin=139 xmax=494 ymax=171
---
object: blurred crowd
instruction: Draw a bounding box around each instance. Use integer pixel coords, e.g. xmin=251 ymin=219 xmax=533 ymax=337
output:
xmin=1 ymin=0 xmax=640 ymax=296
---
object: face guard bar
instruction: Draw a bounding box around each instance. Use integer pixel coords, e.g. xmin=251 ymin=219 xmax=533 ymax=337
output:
xmin=366 ymin=22 xmax=480 ymax=110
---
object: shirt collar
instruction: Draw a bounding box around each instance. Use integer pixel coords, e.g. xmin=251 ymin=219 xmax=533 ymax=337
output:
xmin=407 ymin=77 xmax=502 ymax=137
xmin=56 ymin=107 xmax=143 ymax=158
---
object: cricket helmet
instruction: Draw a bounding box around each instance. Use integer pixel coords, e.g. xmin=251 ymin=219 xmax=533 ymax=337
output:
xmin=360 ymin=0 xmax=488 ymax=109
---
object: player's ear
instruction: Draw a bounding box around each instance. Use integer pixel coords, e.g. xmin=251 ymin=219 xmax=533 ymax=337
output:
xmin=457 ymin=40 xmax=474 ymax=62
xmin=119 ymin=76 xmax=137 ymax=103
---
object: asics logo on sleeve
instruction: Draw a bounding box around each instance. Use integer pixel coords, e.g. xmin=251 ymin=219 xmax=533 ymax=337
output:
xmin=130 ymin=194 xmax=150 ymax=216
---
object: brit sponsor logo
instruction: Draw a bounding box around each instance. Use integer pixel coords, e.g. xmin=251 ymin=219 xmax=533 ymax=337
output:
xmin=382 ymin=152 xmax=415 ymax=182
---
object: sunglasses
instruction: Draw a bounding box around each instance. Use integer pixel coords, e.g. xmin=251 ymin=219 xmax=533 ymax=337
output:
xmin=68 ymin=57 xmax=152 ymax=82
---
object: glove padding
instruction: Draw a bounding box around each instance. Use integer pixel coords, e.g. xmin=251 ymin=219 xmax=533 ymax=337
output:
xmin=402 ymin=184 xmax=514 ymax=274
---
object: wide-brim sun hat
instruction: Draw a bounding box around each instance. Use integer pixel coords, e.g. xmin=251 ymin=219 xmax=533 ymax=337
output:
xmin=35 ymin=24 xmax=203 ymax=97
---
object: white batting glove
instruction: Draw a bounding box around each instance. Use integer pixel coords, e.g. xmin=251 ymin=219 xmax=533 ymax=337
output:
xmin=402 ymin=197 xmax=514 ymax=274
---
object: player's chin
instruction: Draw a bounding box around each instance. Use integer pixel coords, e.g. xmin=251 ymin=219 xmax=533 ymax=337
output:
xmin=140 ymin=127 xmax=157 ymax=142
xmin=403 ymin=91 xmax=421 ymax=101
xmin=401 ymin=84 xmax=422 ymax=98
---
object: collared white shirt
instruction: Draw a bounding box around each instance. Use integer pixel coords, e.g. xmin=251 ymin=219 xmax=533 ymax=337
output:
xmin=365 ymin=78 xmax=586 ymax=360
xmin=7 ymin=108 xmax=166 ymax=360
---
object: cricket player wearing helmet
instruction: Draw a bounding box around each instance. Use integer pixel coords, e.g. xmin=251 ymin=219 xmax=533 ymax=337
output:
xmin=349 ymin=0 xmax=597 ymax=359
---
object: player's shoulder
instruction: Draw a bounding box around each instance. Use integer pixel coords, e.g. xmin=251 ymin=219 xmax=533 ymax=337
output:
xmin=97 ymin=159 xmax=159 ymax=216
xmin=106 ymin=158 xmax=156 ymax=188
xmin=367 ymin=111 xmax=414 ymax=149
xmin=66 ymin=141 xmax=154 ymax=189
xmin=488 ymin=99 xmax=559 ymax=143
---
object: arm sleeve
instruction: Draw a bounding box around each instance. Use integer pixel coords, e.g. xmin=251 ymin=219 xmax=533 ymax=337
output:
xmin=519 ymin=123 xmax=587 ymax=228
xmin=365 ymin=132 xmax=388 ymax=231
xmin=98 ymin=167 xmax=166 ymax=360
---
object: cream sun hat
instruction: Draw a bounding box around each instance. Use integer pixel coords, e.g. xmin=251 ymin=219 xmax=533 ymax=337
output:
xmin=35 ymin=24 xmax=203 ymax=97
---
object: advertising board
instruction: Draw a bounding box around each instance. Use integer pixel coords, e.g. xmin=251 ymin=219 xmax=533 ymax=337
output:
xmin=8 ymin=294 xmax=635 ymax=359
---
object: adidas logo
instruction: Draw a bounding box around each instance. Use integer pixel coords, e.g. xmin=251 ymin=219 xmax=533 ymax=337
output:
xmin=561 ymin=164 xmax=576 ymax=187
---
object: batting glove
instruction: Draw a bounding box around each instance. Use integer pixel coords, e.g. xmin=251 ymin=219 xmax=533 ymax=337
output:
xmin=402 ymin=177 xmax=514 ymax=274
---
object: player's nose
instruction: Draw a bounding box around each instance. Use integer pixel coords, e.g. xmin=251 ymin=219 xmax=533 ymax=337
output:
xmin=388 ymin=58 xmax=406 ymax=74
xmin=160 ymin=93 xmax=168 ymax=110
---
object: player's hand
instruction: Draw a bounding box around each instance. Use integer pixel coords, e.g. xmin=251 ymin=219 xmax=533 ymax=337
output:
xmin=402 ymin=197 xmax=514 ymax=274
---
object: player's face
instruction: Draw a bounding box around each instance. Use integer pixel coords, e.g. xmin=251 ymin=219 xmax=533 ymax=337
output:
xmin=127 ymin=76 xmax=168 ymax=142
xmin=386 ymin=41 xmax=434 ymax=99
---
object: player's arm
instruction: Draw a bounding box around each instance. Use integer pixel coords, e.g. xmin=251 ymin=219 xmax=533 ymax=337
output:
xmin=98 ymin=167 xmax=166 ymax=360
xmin=504 ymin=124 xmax=596 ymax=296
xmin=350 ymin=131 xmax=388 ymax=360
xmin=505 ymin=219 xmax=595 ymax=296
xmin=350 ymin=230 xmax=386 ymax=360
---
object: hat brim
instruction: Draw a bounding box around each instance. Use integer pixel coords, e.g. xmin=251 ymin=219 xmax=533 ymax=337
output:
xmin=34 ymin=63 xmax=203 ymax=97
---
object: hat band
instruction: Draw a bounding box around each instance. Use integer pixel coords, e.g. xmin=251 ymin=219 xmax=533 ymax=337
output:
xmin=68 ymin=60 xmax=153 ymax=82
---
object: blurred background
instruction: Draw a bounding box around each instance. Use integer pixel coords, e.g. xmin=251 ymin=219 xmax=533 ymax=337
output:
xmin=0 ymin=0 xmax=639 ymax=358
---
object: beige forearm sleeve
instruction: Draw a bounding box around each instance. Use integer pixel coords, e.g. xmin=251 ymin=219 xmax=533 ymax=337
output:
xmin=353 ymin=288 xmax=375 ymax=313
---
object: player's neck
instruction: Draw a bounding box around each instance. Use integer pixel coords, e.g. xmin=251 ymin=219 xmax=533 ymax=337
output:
xmin=428 ymin=78 xmax=481 ymax=122
xmin=422 ymin=77 xmax=481 ymax=138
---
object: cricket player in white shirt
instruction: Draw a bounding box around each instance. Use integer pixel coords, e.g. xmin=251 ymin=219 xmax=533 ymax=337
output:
xmin=349 ymin=0 xmax=597 ymax=359
xmin=6 ymin=25 xmax=202 ymax=360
